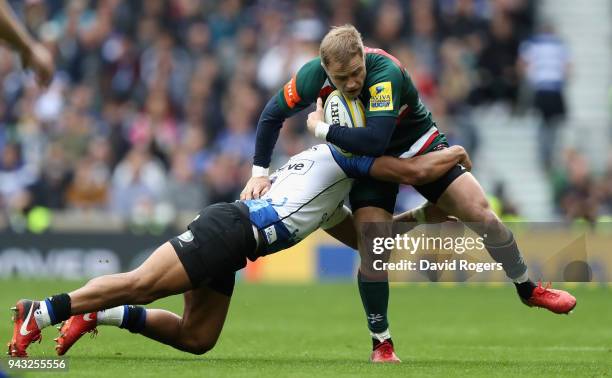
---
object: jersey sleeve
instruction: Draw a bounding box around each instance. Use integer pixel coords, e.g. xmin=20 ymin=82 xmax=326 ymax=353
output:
xmin=253 ymin=96 xmax=286 ymax=168
xmin=364 ymin=58 xmax=405 ymax=119
xmin=327 ymin=144 xmax=375 ymax=178
xmin=276 ymin=57 xmax=328 ymax=116
xmin=326 ymin=116 xmax=396 ymax=157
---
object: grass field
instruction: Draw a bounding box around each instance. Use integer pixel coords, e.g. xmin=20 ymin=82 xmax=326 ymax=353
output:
xmin=1 ymin=280 xmax=611 ymax=377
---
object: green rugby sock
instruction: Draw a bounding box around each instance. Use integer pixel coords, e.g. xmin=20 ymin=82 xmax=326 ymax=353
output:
xmin=484 ymin=232 xmax=528 ymax=280
xmin=357 ymin=270 xmax=389 ymax=334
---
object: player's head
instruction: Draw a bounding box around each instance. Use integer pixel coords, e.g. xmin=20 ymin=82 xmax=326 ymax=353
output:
xmin=320 ymin=24 xmax=366 ymax=99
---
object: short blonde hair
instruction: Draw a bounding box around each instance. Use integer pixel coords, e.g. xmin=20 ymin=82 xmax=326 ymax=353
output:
xmin=319 ymin=24 xmax=364 ymax=68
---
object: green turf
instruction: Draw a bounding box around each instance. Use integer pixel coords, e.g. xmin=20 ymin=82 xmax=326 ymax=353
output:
xmin=0 ymin=280 xmax=610 ymax=377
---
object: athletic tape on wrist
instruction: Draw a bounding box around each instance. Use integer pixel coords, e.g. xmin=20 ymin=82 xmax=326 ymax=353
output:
xmin=252 ymin=165 xmax=269 ymax=177
xmin=314 ymin=121 xmax=330 ymax=139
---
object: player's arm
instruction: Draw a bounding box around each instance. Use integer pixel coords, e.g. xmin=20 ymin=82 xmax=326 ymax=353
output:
xmin=0 ymin=0 xmax=54 ymax=86
xmin=252 ymin=97 xmax=288 ymax=175
xmin=0 ymin=1 xmax=35 ymax=56
xmin=369 ymin=145 xmax=471 ymax=186
xmin=242 ymin=59 xmax=325 ymax=200
xmin=308 ymin=98 xmax=396 ymax=157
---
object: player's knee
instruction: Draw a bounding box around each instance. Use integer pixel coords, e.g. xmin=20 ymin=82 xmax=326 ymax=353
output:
xmin=466 ymin=197 xmax=496 ymax=223
xmin=181 ymin=337 xmax=216 ymax=355
xmin=478 ymin=208 xmax=505 ymax=236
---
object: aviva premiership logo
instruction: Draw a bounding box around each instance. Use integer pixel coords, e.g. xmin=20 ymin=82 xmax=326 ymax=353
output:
xmin=368 ymin=81 xmax=393 ymax=111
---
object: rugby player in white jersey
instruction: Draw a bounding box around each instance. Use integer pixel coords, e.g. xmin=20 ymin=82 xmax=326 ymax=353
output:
xmin=8 ymin=141 xmax=470 ymax=357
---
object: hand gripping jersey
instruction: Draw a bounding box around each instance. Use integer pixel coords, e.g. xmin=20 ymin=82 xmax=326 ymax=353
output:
xmin=242 ymin=144 xmax=373 ymax=255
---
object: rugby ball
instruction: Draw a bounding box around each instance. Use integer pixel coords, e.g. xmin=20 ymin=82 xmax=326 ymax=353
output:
xmin=323 ymin=90 xmax=366 ymax=157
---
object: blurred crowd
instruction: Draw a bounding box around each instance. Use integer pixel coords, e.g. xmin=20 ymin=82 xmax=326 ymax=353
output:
xmin=0 ymin=0 xmax=609 ymax=231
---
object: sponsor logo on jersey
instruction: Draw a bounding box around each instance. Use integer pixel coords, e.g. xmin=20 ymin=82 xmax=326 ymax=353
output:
xmin=368 ymin=81 xmax=393 ymax=111
xmin=283 ymin=75 xmax=301 ymax=109
xmin=330 ymin=101 xmax=340 ymax=124
xmin=276 ymin=159 xmax=314 ymax=175
xmin=178 ymin=230 xmax=194 ymax=243
xmin=263 ymin=225 xmax=278 ymax=244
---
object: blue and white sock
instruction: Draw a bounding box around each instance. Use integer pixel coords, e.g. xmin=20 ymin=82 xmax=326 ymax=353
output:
xmin=34 ymin=301 xmax=52 ymax=329
xmin=97 ymin=306 xmax=126 ymax=327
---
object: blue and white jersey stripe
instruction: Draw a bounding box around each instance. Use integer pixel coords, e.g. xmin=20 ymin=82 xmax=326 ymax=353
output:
xmin=327 ymin=144 xmax=374 ymax=178
xmin=241 ymin=145 xmax=354 ymax=255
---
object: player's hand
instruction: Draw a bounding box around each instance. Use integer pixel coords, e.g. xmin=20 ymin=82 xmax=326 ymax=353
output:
xmin=447 ymin=145 xmax=471 ymax=172
xmin=306 ymin=98 xmax=324 ymax=136
xmin=457 ymin=147 xmax=472 ymax=172
xmin=240 ymin=176 xmax=271 ymax=200
xmin=21 ymin=42 xmax=54 ymax=87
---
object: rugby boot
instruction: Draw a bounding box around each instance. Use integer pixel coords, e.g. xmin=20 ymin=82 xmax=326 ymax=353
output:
xmin=370 ymin=339 xmax=401 ymax=363
xmin=7 ymin=300 xmax=43 ymax=357
xmin=55 ymin=313 xmax=98 ymax=356
xmin=522 ymin=281 xmax=577 ymax=314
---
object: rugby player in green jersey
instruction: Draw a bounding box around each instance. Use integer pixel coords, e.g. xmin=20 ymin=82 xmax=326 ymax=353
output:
xmin=241 ymin=24 xmax=576 ymax=362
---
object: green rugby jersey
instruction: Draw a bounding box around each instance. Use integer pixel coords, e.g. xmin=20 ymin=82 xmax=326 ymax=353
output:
xmin=277 ymin=47 xmax=439 ymax=157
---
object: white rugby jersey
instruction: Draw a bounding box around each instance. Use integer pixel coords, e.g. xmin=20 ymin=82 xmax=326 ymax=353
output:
xmin=242 ymin=144 xmax=373 ymax=255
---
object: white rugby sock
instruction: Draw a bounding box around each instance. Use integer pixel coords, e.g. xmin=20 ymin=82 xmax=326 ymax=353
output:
xmin=34 ymin=300 xmax=52 ymax=329
xmin=97 ymin=305 xmax=126 ymax=327
xmin=370 ymin=328 xmax=391 ymax=342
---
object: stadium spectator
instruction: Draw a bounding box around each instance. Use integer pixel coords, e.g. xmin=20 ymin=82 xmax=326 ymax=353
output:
xmin=407 ymin=1 xmax=439 ymax=75
xmin=166 ymin=150 xmax=207 ymax=212
xmin=471 ymin=10 xmax=520 ymax=105
xmin=438 ymin=0 xmax=487 ymax=53
xmin=371 ymin=0 xmax=405 ymax=52
xmin=110 ymin=145 xmax=168 ymax=221
xmin=552 ymin=149 xmax=599 ymax=224
xmin=64 ymin=158 xmax=109 ymax=210
xmin=129 ymin=89 xmax=179 ymax=169
xmin=600 ymin=162 xmax=612 ymax=215
xmin=0 ymin=142 xmax=36 ymax=217
xmin=29 ymin=141 xmax=72 ymax=210
xmin=0 ymin=0 xmax=592 ymax=230
xmin=518 ymin=22 xmax=570 ymax=172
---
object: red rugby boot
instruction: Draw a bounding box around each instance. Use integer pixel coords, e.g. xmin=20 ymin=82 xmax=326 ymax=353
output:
xmin=522 ymin=281 xmax=577 ymax=314
xmin=7 ymin=300 xmax=43 ymax=357
xmin=370 ymin=339 xmax=401 ymax=363
xmin=55 ymin=313 xmax=98 ymax=356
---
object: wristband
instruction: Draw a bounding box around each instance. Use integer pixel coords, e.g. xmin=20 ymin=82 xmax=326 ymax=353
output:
xmin=251 ymin=165 xmax=269 ymax=177
xmin=314 ymin=121 xmax=330 ymax=139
